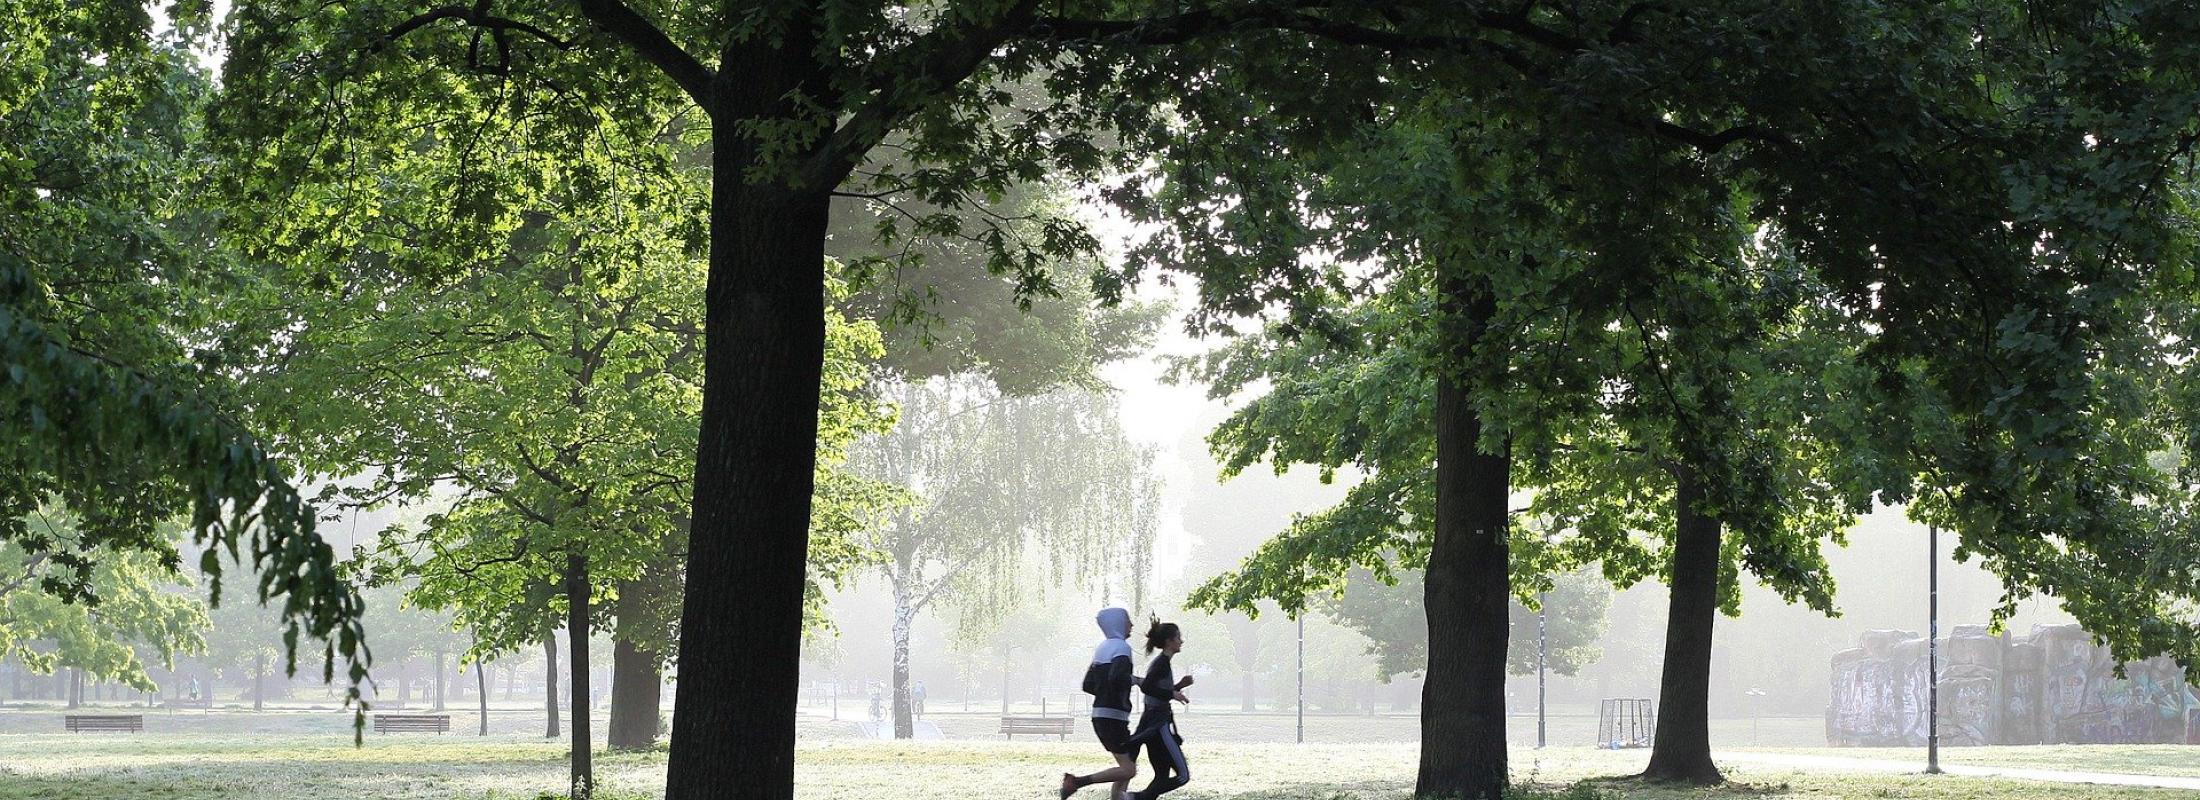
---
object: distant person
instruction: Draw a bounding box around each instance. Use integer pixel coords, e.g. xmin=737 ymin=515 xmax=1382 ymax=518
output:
xmin=1060 ymin=607 xmax=1139 ymax=799
xmin=188 ymin=678 xmax=200 ymax=701
xmin=1123 ymin=619 xmax=1194 ymax=800
xmin=912 ymin=681 xmax=927 ymax=720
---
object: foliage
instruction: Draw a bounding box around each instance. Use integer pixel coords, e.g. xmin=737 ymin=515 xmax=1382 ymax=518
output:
xmin=0 ymin=0 xmax=365 ymax=708
xmin=0 ymin=513 xmax=207 ymax=691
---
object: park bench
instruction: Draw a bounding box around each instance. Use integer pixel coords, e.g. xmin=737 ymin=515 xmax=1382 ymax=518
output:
xmin=165 ymin=697 xmax=212 ymax=710
xmin=65 ymin=714 xmax=143 ymax=733
xmin=371 ymin=713 xmax=451 ymax=734
xmin=998 ymin=715 xmax=1074 ymax=741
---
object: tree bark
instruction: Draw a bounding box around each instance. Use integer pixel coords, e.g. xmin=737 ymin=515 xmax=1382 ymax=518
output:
xmin=477 ymin=657 xmax=490 ymax=736
xmin=890 ymin=577 xmax=916 ymax=739
xmin=434 ymin=650 xmax=447 ymax=711
xmin=660 ymin=95 xmax=835 ymax=798
xmin=567 ymin=552 xmax=595 ymax=799
xmin=1416 ymin=276 xmax=1509 ymax=800
xmin=610 ymin=577 xmax=665 ymax=750
xmin=1642 ymin=465 xmax=1726 ymax=784
xmin=544 ymin=633 xmax=562 ymax=738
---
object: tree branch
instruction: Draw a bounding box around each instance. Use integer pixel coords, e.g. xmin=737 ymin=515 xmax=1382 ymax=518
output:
xmin=1023 ymin=6 xmax=1787 ymax=155
xmin=805 ymin=0 xmax=1044 ymax=187
xmin=573 ymin=0 xmax=714 ymax=105
xmin=385 ymin=4 xmax=577 ymax=52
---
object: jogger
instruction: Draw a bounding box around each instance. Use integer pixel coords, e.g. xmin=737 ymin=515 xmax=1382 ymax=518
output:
xmin=1127 ymin=619 xmax=1192 ymax=800
xmin=1061 ymin=608 xmax=1140 ymax=799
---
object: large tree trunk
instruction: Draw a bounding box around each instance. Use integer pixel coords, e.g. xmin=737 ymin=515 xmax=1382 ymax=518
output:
xmin=1416 ymin=278 xmax=1510 ymax=800
xmin=1241 ymin=672 xmax=1258 ymax=712
xmin=544 ymin=633 xmax=562 ymax=738
xmin=661 ymin=107 xmax=834 ymax=798
xmin=567 ymin=553 xmax=595 ymax=799
xmin=433 ymin=650 xmax=447 ymax=711
xmin=609 ymin=576 xmax=665 ymax=750
xmin=1642 ymin=465 xmax=1726 ymax=784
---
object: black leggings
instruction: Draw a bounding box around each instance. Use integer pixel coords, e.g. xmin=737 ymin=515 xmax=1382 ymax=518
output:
xmin=1130 ymin=722 xmax=1188 ymax=800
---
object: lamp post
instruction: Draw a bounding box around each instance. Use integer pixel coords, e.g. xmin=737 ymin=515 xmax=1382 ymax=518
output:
xmin=1745 ymin=687 xmax=1767 ymax=744
xmin=1537 ymin=590 xmax=1548 ymax=749
xmin=1927 ymin=523 xmax=1942 ymax=775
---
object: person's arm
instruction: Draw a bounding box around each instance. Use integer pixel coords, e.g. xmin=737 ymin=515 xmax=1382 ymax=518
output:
xmin=1108 ymin=654 xmax=1135 ymax=694
xmin=1138 ymin=654 xmax=1173 ymax=697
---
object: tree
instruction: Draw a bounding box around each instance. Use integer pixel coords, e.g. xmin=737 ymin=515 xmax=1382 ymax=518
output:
xmin=0 ymin=513 xmax=209 ymax=693
xmin=218 ymin=90 xmax=893 ymax=789
xmin=1 ymin=2 xmax=365 ymax=721
xmin=856 ymin=377 xmax=1158 ymax=738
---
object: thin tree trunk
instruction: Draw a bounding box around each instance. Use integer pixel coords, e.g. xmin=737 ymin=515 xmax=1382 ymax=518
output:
xmin=545 ymin=633 xmax=562 ymax=738
xmin=254 ymin=653 xmax=266 ymax=712
xmin=505 ymin=662 xmax=516 ymax=701
xmin=661 ymin=144 xmax=834 ymax=800
xmin=890 ymin=576 xmax=916 ymax=739
xmin=1642 ymin=465 xmax=1726 ymax=784
xmin=610 ymin=576 xmax=665 ymax=750
xmin=1416 ymin=276 xmax=1509 ymax=800
xmin=477 ymin=657 xmax=490 ymax=736
xmin=567 ymin=552 xmax=595 ymax=799
xmin=434 ymin=650 xmax=447 ymax=712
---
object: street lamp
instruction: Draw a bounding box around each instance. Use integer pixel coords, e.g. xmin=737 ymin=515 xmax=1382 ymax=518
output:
xmin=1537 ymin=590 xmax=1548 ymax=749
xmin=1745 ymin=687 xmax=1767 ymax=744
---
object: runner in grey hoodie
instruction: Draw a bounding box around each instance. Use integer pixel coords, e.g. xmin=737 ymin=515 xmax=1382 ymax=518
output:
xmin=1060 ymin=607 xmax=1139 ymax=799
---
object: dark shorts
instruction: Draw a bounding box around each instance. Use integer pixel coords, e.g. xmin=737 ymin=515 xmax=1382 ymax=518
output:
xmin=1092 ymin=717 xmax=1132 ymax=753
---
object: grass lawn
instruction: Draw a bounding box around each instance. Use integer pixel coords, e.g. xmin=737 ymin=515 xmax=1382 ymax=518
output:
xmin=1731 ymin=744 xmax=2200 ymax=779
xmin=1 ymin=727 xmax=2196 ymax=800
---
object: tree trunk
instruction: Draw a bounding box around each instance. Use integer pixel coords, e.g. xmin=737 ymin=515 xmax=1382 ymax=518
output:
xmin=254 ymin=653 xmax=266 ymax=712
xmin=567 ymin=553 xmax=595 ymax=799
xmin=1241 ymin=672 xmax=1257 ymax=712
xmin=67 ymin=666 xmax=80 ymax=708
xmin=434 ymin=650 xmax=447 ymax=711
xmin=1416 ymin=277 xmax=1509 ymax=800
xmin=1642 ymin=465 xmax=1726 ymax=784
xmin=610 ymin=577 xmax=665 ymax=750
xmin=890 ymin=579 xmax=916 ymax=739
xmin=545 ymin=633 xmax=562 ymax=738
xmin=505 ymin=662 xmax=516 ymax=701
xmin=660 ymin=117 xmax=835 ymax=800
xmin=477 ymin=658 xmax=490 ymax=736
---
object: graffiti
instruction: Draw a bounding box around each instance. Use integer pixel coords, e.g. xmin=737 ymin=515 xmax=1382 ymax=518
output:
xmin=1826 ymin=624 xmax=2196 ymax=747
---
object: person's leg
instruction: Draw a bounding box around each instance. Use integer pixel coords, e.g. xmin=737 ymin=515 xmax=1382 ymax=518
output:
xmin=1109 ymin=750 xmax=1138 ymax=799
xmin=1138 ymin=725 xmax=1188 ymax=799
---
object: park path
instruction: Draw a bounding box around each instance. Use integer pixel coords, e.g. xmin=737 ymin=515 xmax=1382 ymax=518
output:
xmin=1715 ymin=750 xmax=2200 ymax=791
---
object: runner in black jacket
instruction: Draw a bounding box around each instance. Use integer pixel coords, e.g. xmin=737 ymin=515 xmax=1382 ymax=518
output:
xmin=1126 ymin=620 xmax=1191 ymax=800
xmin=1061 ymin=608 xmax=1140 ymax=799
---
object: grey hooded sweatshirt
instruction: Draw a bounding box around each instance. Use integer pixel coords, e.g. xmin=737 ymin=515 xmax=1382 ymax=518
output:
xmin=1081 ymin=607 xmax=1137 ymax=721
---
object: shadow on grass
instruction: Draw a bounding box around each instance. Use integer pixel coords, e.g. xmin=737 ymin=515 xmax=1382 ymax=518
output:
xmin=1192 ymin=776 xmax=1807 ymax=800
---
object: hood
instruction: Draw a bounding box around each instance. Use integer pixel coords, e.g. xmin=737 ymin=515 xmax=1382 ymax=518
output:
xmin=1096 ymin=607 xmax=1132 ymax=640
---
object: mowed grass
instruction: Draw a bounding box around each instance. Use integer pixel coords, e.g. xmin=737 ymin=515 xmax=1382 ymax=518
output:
xmin=1732 ymin=744 xmax=2200 ymax=779
xmin=1 ymin=730 xmax=2197 ymax=800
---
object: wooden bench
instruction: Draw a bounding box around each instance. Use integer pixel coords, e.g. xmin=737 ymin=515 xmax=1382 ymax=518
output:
xmin=164 ymin=697 xmax=212 ymax=710
xmin=371 ymin=713 xmax=451 ymax=734
xmin=65 ymin=715 xmax=143 ymax=733
xmin=999 ymin=715 xmax=1074 ymax=740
